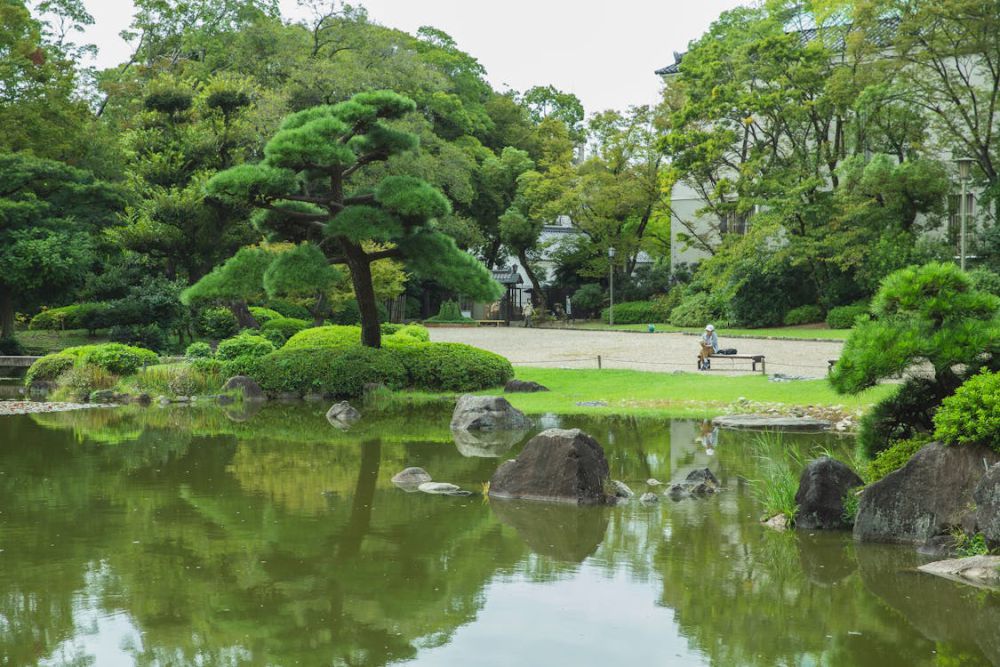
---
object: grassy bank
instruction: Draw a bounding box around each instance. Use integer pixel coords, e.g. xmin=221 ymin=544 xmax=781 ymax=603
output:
xmin=557 ymin=322 xmax=849 ymax=341
xmin=443 ymin=368 xmax=892 ymax=418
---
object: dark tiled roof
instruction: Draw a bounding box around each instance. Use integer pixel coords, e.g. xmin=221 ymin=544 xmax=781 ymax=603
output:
xmin=492 ymin=268 xmax=523 ymax=285
xmin=655 ymin=17 xmax=899 ymax=77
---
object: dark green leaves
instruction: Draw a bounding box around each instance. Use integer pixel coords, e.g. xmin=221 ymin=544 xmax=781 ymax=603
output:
xmin=375 ymin=176 xmax=451 ymax=220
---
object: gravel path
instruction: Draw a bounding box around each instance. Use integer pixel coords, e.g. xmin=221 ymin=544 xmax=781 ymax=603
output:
xmin=429 ymin=326 xmax=842 ymax=378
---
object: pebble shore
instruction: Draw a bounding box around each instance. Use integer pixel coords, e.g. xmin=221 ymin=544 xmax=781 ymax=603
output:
xmin=0 ymin=401 xmax=109 ymax=416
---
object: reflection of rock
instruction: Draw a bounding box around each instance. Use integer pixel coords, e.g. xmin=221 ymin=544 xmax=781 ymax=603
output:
xmin=222 ymin=375 xmax=266 ymax=401
xmin=857 ymin=544 xmax=1000 ymax=664
xmin=974 ymin=464 xmax=1000 ymax=546
xmin=450 ymin=395 xmax=530 ymax=431
xmin=504 ymin=379 xmax=549 ymax=393
xmin=392 ymin=467 xmax=432 ymax=491
xmin=647 ymin=478 xmax=662 ymax=486
xmin=451 ymin=427 xmax=528 ymax=458
xmin=918 ymin=556 xmax=1000 ymax=589
xmin=488 ymin=428 xmax=609 ymax=505
xmin=796 ymin=533 xmax=857 ymax=585
xmin=224 ymin=400 xmax=265 ymax=422
xmin=326 ymin=401 xmax=361 ymax=428
xmin=795 ymin=457 xmax=863 ymax=530
xmin=639 ymin=492 xmax=659 ymax=504
xmin=491 ymin=500 xmax=610 ymax=562
xmin=854 ymin=442 xmax=1000 ymax=545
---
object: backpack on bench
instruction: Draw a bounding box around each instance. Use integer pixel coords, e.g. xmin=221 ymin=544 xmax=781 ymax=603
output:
xmin=717 ymin=348 xmax=738 ymax=355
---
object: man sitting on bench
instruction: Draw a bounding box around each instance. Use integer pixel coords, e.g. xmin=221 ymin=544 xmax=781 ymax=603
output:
xmin=698 ymin=324 xmax=718 ymax=371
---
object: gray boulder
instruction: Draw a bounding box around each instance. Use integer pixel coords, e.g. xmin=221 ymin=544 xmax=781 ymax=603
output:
xmin=611 ymin=480 xmax=634 ymax=499
xmin=854 ymin=441 xmax=1000 ymax=545
xmin=450 ymin=395 xmax=531 ymax=431
xmin=667 ymin=468 xmax=719 ymax=501
xmin=504 ymin=379 xmax=550 ymax=393
xmin=974 ymin=463 xmax=1000 ymax=547
xmin=488 ymin=428 xmax=610 ymax=504
xmin=794 ymin=457 xmax=864 ymax=530
xmin=918 ymin=555 xmax=1000 ymax=589
xmin=639 ymin=492 xmax=660 ymax=504
xmin=222 ymin=375 xmax=266 ymax=401
xmin=392 ymin=467 xmax=432 ymax=491
xmin=326 ymin=401 xmax=361 ymax=427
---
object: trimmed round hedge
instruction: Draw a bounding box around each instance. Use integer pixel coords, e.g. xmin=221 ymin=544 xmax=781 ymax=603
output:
xmin=600 ymin=300 xmax=671 ymax=325
xmin=390 ymin=342 xmax=513 ymax=392
xmin=934 ymin=370 xmax=1000 ymax=453
xmin=283 ymin=324 xmax=431 ymax=351
xmin=261 ymin=317 xmax=310 ymax=343
xmin=253 ymin=346 xmax=407 ymax=397
xmin=826 ymin=304 xmax=870 ymax=329
xmin=25 ymin=343 xmax=159 ymax=386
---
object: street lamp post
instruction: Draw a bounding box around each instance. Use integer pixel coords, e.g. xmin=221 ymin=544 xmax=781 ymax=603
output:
xmin=608 ymin=247 xmax=615 ymax=327
xmin=956 ymin=157 xmax=974 ymax=270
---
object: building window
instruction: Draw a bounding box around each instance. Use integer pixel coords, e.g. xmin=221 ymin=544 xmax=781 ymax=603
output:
xmin=719 ymin=210 xmax=750 ymax=235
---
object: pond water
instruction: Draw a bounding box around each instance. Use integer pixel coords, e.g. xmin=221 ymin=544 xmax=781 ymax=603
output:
xmin=0 ymin=402 xmax=998 ymax=666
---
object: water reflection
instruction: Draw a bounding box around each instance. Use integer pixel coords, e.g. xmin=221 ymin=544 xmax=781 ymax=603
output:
xmin=451 ymin=426 xmax=528 ymax=458
xmin=0 ymin=405 xmax=996 ymax=666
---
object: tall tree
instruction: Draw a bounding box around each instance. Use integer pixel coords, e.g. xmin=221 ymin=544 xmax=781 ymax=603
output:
xmin=205 ymin=90 xmax=500 ymax=347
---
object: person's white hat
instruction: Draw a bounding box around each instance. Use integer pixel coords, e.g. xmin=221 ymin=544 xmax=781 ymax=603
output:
xmin=706 ymin=324 xmax=715 ymax=332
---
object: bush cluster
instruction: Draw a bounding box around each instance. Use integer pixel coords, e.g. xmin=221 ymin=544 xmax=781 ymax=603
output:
xmin=867 ymin=437 xmax=929 ymax=482
xmin=266 ymin=299 xmax=313 ymax=321
xmin=260 ymin=317 xmax=310 ymax=345
xmin=215 ymin=332 xmax=276 ymax=377
xmin=826 ymin=304 xmax=870 ymax=329
xmin=284 ymin=325 xmax=365 ymax=351
xmin=934 ymin=370 xmax=1000 ymax=453
xmin=66 ymin=343 xmax=160 ymax=376
xmin=571 ymin=284 xmax=604 ymax=317
xmin=253 ymin=347 xmax=407 ymax=397
xmin=391 ymin=342 xmax=513 ymax=391
xmin=29 ymin=305 xmax=86 ymax=330
xmin=185 ymin=342 xmax=214 ymax=358
xmin=600 ymin=300 xmax=671 ymax=325
xmin=669 ymin=292 xmax=727 ymax=327
xmin=249 ymin=307 xmax=283 ymax=325
xmin=783 ymin=305 xmax=824 ymax=326
xmin=857 ymin=377 xmax=939 ymax=458
xmin=197 ymin=306 xmax=239 ymax=339
xmin=425 ymin=299 xmax=472 ymax=323
xmin=26 ymin=343 xmax=158 ymax=396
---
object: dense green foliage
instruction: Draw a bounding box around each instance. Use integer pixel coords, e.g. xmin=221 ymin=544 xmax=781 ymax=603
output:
xmin=669 ymin=292 xmax=727 ymax=328
xmin=826 ymin=305 xmax=870 ymax=330
xmin=390 ymin=342 xmax=514 ymax=391
xmin=184 ymin=342 xmax=213 ymax=359
xmin=867 ymin=437 xmax=930 ymax=483
xmin=25 ymin=343 xmax=159 ymax=387
xmin=601 ymin=301 xmax=671 ymax=325
xmin=425 ymin=300 xmax=473 ymax=323
xmin=783 ymin=305 xmax=824 ymax=327
xmin=934 ymin=371 xmax=1000 ymax=453
xmin=856 ymin=379 xmax=940 ymax=459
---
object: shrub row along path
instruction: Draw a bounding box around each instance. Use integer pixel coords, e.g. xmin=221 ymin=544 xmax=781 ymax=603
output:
xmin=428 ymin=326 xmax=843 ymax=378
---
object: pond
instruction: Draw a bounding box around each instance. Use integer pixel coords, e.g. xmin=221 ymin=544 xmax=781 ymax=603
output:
xmin=0 ymin=402 xmax=997 ymax=666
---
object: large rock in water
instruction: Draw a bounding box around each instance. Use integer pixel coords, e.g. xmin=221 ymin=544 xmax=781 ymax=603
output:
xmin=974 ymin=463 xmax=1000 ymax=547
xmin=326 ymin=401 xmax=361 ymax=427
xmin=794 ymin=457 xmax=863 ymax=530
xmin=488 ymin=428 xmax=610 ymax=504
xmin=450 ymin=395 xmax=530 ymax=431
xmin=854 ymin=441 xmax=1000 ymax=545
xmin=222 ymin=376 xmax=265 ymax=401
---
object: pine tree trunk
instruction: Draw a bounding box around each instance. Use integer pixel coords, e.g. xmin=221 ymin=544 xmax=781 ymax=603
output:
xmin=311 ymin=291 xmax=328 ymax=327
xmin=0 ymin=287 xmax=14 ymax=340
xmin=230 ymin=300 xmax=260 ymax=330
xmin=518 ymin=250 xmax=546 ymax=313
xmin=342 ymin=242 xmax=381 ymax=348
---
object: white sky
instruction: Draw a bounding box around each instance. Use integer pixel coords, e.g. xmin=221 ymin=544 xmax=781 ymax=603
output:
xmin=80 ymin=0 xmax=748 ymax=115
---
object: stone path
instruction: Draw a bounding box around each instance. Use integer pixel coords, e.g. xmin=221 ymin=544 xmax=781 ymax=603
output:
xmin=0 ymin=401 xmax=107 ymax=416
xmin=428 ymin=326 xmax=842 ymax=378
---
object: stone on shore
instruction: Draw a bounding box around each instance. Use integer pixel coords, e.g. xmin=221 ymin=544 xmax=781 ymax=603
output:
xmin=418 ymin=482 xmax=462 ymax=495
xmin=222 ymin=375 xmax=266 ymax=401
xmin=504 ymin=379 xmax=550 ymax=393
xmin=610 ymin=480 xmax=634 ymax=499
xmin=450 ymin=395 xmax=530 ymax=431
xmin=974 ymin=464 xmax=1000 ymax=547
xmin=918 ymin=555 xmax=1000 ymax=589
xmin=712 ymin=415 xmax=831 ymax=432
xmin=794 ymin=457 xmax=864 ymax=530
xmin=488 ymin=428 xmax=610 ymax=504
xmin=854 ymin=442 xmax=1000 ymax=545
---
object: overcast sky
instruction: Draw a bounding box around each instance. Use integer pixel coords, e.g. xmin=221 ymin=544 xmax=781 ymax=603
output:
xmin=81 ymin=0 xmax=748 ymax=115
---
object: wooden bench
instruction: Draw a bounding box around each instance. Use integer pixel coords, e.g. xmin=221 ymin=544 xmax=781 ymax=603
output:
xmin=476 ymin=319 xmax=506 ymax=327
xmin=697 ymin=354 xmax=766 ymax=374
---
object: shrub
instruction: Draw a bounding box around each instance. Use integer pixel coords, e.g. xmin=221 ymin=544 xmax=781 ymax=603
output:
xmin=249 ymin=307 xmax=283 ymax=326
xmin=386 ymin=324 xmax=430 ymax=343
xmin=857 ymin=377 xmax=939 ymax=459
xmin=329 ymin=299 xmax=389 ymax=325
xmin=185 ymin=342 xmax=214 ymax=359
xmin=191 ymin=357 xmax=225 ymax=374
xmin=29 ymin=305 xmax=84 ymax=330
xmin=867 ymin=437 xmax=929 ymax=482
xmin=380 ymin=322 xmax=403 ymax=335
xmin=0 ymin=337 xmax=23 ymax=355
xmin=783 ymin=305 xmax=824 ymax=326
xmin=600 ymin=300 xmax=671 ymax=325
xmin=54 ymin=364 xmax=117 ymax=401
xmin=826 ymin=304 xmax=870 ymax=329
xmin=934 ymin=370 xmax=1000 ymax=453
xmin=571 ymin=284 xmax=605 ymax=317
xmin=425 ymin=299 xmax=473 ymax=323
xmin=108 ymin=323 xmax=168 ymax=351
xmin=391 ymin=342 xmax=514 ymax=392
xmin=128 ymin=363 xmax=224 ymax=397
xmin=197 ymin=306 xmax=239 ymax=339
xmin=266 ymin=299 xmax=313 ymax=321
xmin=261 ymin=317 xmax=310 ymax=344
xmin=283 ymin=325 xmax=362 ymax=351
xmin=25 ymin=354 xmax=75 ymax=386
xmin=253 ymin=346 xmax=407 ymax=397
xmin=215 ymin=332 xmax=276 ymax=361
xmin=669 ymin=291 xmax=727 ymax=327
xmin=968 ymin=268 xmax=1000 ymax=297
xmin=58 ymin=343 xmax=159 ymax=376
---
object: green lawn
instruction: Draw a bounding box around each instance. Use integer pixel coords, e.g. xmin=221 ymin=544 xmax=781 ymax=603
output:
xmin=560 ymin=322 xmax=850 ymax=341
xmin=16 ymin=329 xmax=111 ymax=355
xmin=466 ymin=368 xmax=892 ymax=418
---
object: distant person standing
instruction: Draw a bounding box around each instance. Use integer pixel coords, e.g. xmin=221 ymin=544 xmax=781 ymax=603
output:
xmin=698 ymin=324 xmax=719 ymax=370
xmin=522 ymin=300 xmax=535 ymax=328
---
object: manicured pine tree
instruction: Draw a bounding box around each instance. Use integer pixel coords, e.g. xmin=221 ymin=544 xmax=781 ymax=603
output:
xmin=205 ymin=90 xmax=501 ymax=347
